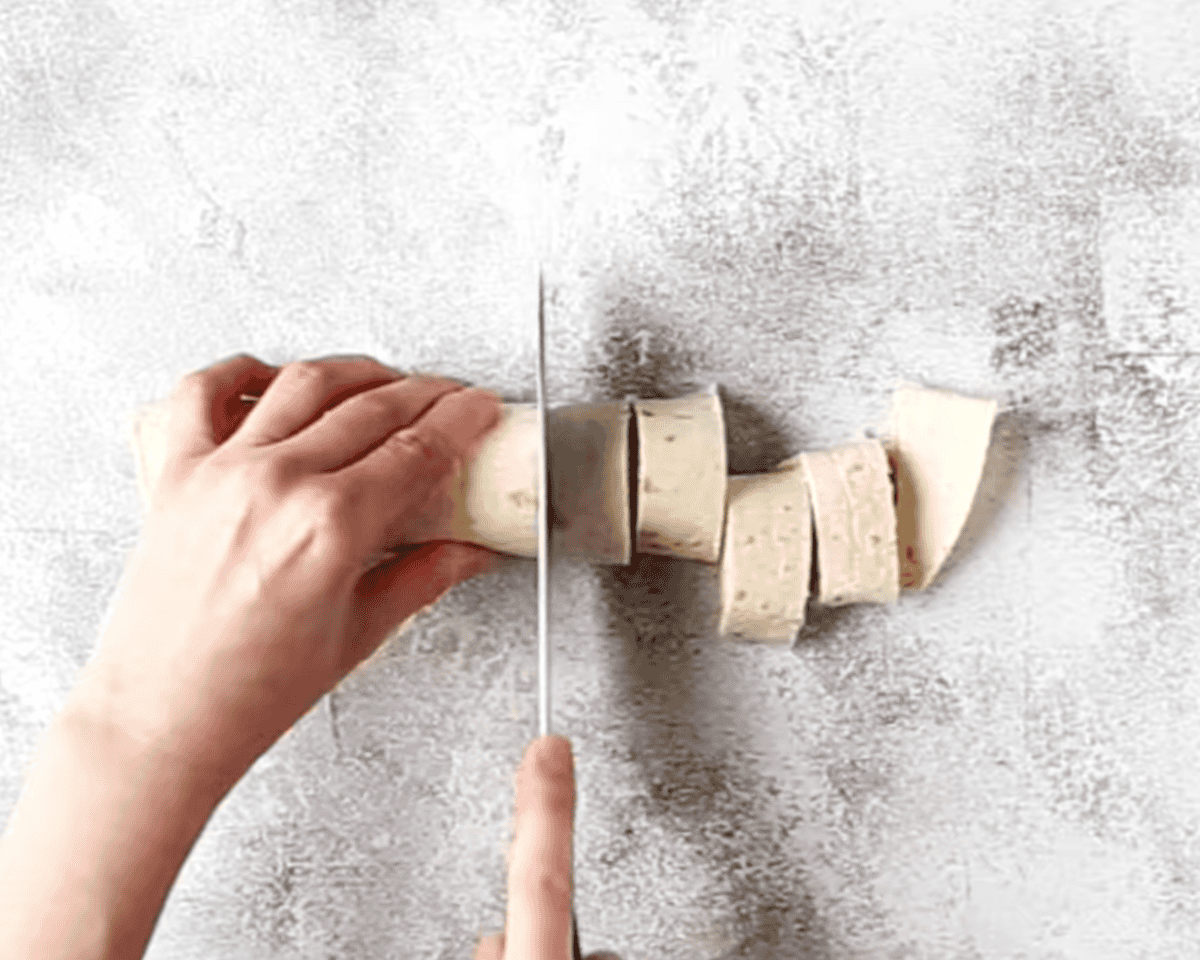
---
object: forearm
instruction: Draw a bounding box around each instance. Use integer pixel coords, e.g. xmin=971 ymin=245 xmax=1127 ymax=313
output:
xmin=0 ymin=696 xmax=226 ymax=960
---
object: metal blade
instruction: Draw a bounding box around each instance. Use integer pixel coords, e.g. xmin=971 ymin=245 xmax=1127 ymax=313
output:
xmin=535 ymin=269 xmax=551 ymax=739
xmin=536 ymin=272 xmax=581 ymax=960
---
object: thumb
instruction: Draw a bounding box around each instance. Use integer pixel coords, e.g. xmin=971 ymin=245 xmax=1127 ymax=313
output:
xmin=505 ymin=736 xmax=576 ymax=960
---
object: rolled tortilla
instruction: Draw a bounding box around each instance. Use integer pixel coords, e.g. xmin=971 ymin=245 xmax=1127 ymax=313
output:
xmin=633 ymin=388 xmax=728 ymax=563
xmin=884 ymin=385 xmax=998 ymax=589
xmin=779 ymin=440 xmax=898 ymax=606
xmin=132 ymin=399 xmax=541 ymax=556
xmin=445 ymin=403 xmax=540 ymax=556
xmin=133 ymin=398 xmax=637 ymax=563
xmin=718 ymin=470 xmax=812 ymax=645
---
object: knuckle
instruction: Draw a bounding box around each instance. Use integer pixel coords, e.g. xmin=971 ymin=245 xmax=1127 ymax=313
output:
xmin=220 ymin=452 xmax=297 ymax=501
xmin=209 ymin=453 xmax=362 ymax=562
xmin=346 ymin=389 xmax=395 ymax=424
xmin=510 ymin=865 xmax=572 ymax=911
xmin=282 ymin=360 xmax=333 ymax=391
xmin=387 ymin=426 xmax=459 ymax=472
xmin=222 ymin=351 xmax=263 ymax=374
xmin=253 ymin=457 xmax=293 ymax=496
xmin=301 ymin=483 xmax=358 ymax=557
xmin=352 ymin=356 xmax=401 ymax=380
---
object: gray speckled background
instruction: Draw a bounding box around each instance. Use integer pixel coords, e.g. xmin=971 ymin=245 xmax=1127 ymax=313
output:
xmin=3 ymin=1 xmax=1200 ymax=957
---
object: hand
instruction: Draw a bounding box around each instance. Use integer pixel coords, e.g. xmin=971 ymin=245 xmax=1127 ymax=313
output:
xmin=476 ymin=737 xmax=620 ymax=960
xmin=73 ymin=353 xmax=502 ymax=788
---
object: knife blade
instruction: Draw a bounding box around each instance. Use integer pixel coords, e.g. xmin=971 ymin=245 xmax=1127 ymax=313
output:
xmin=535 ymin=269 xmax=551 ymax=740
xmin=534 ymin=270 xmax=584 ymax=960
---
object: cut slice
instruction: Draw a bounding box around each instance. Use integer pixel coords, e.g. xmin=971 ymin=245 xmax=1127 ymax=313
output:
xmin=885 ymin=385 xmax=998 ymax=589
xmin=633 ymin=388 xmax=727 ymax=563
xmin=548 ymin=401 xmax=631 ymax=564
xmin=718 ymin=471 xmax=812 ymax=645
xmin=784 ymin=440 xmax=898 ymax=605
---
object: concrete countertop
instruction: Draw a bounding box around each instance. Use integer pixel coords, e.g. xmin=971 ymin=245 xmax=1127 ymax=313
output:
xmin=2 ymin=1 xmax=1198 ymax=957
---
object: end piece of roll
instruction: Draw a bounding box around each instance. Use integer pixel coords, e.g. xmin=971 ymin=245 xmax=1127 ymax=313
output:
xmin=885 ymin=385 xmax=998 ymax=590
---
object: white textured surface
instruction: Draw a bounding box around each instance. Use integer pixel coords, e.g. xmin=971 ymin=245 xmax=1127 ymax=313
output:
xmin=2 ymin=1 xmax=1200 ymax=957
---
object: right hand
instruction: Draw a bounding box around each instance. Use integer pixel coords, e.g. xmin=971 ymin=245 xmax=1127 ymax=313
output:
xmin=475 ymin=737 xmax=620 ymax=960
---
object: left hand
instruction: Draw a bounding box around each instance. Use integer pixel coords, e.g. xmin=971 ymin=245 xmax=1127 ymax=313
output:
xmin=73 ymin=353 xmax=502 ymax=788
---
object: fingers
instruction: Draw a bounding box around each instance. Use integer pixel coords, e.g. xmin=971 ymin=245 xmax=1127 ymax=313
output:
xmin=343 ymin=542 xmax=498 ymax=673
xmin=474 ymin=933 xmax=504 ymax=960
xmin=343 ymin=386 xmax=502 ymax=556
xmin=280 ymin=373 xmax=466 ymax=473
xmin=168 ymin=354 xmax=279 ymax=458
xmin=231 ymin=357 xmax=403 ymax=446
xmin=504 ymin=736 xmax=576 ymax=960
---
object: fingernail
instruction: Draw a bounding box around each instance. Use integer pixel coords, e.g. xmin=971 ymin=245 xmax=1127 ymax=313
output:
xmin=531 ymin=735 xmax=573 ymax=778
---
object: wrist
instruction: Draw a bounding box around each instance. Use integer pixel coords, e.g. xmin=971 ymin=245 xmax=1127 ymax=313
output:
xmin=0 ymin=692 xmax=228 ymax=959
xmin=61 ymin=671 xmax=242 ymax=810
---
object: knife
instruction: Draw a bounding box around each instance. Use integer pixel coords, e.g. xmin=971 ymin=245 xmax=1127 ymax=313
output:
xmin=534 ymin=271 xmax=584 ymax=960
xmin=535 ymin=269 xmax=551 ymax=738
